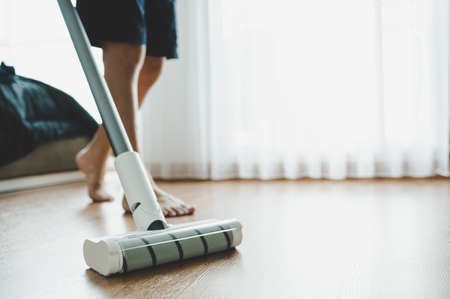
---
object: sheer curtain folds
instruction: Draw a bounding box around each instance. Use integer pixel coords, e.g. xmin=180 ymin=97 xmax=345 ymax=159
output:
xmin=143 ymin=0 xmax=449 ymax=179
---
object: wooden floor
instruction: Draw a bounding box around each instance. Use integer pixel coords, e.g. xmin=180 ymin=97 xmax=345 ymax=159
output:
xmin=0 ymin=176 xmax=449 ymax=299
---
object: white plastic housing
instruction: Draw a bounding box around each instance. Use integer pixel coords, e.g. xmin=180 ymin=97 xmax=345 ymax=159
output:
xmin=114 ymin=151 xmax=167 ymax=230
xmin=83 ymin=237 xmax=123 ymax=276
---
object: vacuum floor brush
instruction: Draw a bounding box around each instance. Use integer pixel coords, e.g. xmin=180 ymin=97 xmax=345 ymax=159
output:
xmin=57 ymin=0 xmax=242 ymax=276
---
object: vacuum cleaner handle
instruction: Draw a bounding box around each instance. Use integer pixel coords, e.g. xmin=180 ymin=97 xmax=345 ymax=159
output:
xmin=57 ymin=0 xmax=168 ymax=230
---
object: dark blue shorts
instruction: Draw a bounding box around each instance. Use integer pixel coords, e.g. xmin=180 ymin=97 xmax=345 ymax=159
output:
xmin=76 ymin=0 xmax=178 ymax=59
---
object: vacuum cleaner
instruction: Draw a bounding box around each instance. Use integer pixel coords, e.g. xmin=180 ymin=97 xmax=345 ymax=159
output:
xmin=57 ymin=0 xmax=243 ymax=276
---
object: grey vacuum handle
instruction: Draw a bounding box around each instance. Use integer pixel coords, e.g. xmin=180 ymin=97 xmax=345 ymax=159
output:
xmin=57 ymin=0 xmax=132 ymax=156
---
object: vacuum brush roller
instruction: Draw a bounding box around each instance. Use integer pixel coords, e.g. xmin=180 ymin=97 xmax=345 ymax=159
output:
xmin=84 ymin=219 xmax=243 ymax=276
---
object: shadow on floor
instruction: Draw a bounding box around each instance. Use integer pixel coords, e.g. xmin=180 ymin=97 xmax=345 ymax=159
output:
xmin=84 ymin=249 xmax=240 ymax=296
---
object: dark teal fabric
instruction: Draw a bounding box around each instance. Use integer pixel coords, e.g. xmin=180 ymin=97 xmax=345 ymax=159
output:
xmin=0 ymin=62 xmax=98 ymax=167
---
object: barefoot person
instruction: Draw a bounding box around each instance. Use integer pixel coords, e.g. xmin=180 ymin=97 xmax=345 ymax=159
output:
xmin=75 ymin=0 xmax=194 ymax=217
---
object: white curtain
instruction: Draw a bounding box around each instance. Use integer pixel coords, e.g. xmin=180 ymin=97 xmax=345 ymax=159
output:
xmin=1 ymin=1 xmax=447 ymax=180
xmin=142 ymin=0 xmax=449 ymax=180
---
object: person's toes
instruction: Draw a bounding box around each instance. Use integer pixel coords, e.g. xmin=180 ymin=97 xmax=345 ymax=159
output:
xmin=178 ymin=206 xmax=189 ymax=215
xmin=162 ymin=207 xmax=170 ymax=216
xmin=175 ymin=207 xmax=187 ymax=216
xmin=182 ymin=204 xmax=195 ymax=215
xmin=165 ymin=208 xmax=175 ymax=217
xmin=182 ymin=206 xmax=193 ymax=215
xmin=171 ymin=207 xmax=181 ymax=217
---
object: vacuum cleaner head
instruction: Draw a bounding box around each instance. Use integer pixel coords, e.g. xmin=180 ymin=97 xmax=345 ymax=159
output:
xmin=84 ymin=219 xmax=242 ymax=276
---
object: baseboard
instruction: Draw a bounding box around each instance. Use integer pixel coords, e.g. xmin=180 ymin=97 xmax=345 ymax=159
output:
xmin=0 ymin=171 xmax=84 ymax=193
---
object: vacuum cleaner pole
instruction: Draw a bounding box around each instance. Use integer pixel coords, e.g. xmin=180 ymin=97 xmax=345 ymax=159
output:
xmin=58 ymin=0 xmax=167 ymax=230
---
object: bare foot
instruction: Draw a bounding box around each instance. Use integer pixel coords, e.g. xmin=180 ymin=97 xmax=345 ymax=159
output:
xmin=76 ymin=148 xmax=113 ymax=202
xmin=122 ymin=185 xmax=195 ymax=217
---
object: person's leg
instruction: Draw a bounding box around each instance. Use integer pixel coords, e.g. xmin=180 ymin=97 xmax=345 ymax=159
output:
xmin=137 ymin=57 xmax=164 ymax=107
xmin=77 ymin=47 xmax=194 ymax=216
xmin=120 ymin=56 xmax=195 ymax=216
xmin=76 ymin=42 xmax=145 ymax=202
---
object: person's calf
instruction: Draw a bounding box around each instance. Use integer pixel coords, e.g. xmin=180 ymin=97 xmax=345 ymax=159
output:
xmin=102 ymin=42 xmax=146 ymax=152
xmin=138 ymin=56 xmax=164 ymax=105
xmin=103 ymin=42 xmax=147 ymax=82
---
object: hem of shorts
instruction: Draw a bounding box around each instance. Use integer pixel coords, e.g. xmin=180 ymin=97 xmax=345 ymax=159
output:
xmin=89 ymin=39 xmax=178 ymax=59
xmin=89 ymin=36 xmax=146 ymax=49
xmin=147 ymin=47 xmax=178 ymax=59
